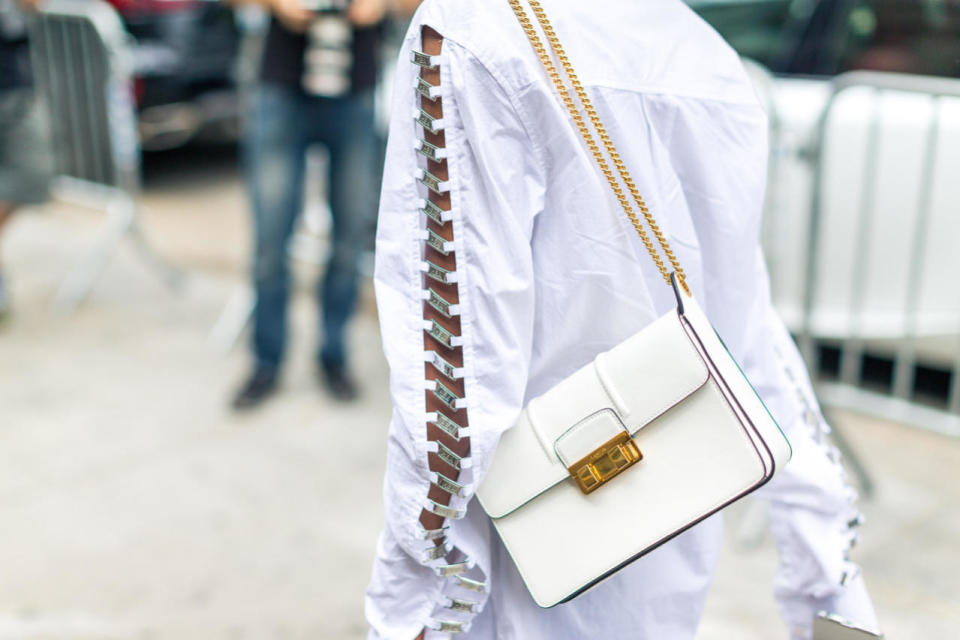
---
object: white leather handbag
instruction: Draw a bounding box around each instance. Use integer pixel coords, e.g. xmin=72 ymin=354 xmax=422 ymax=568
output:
xmin=814 ymin=614 xmax=885 ymax=639
xmin=475 ymin=0 xmax=793 ymax=608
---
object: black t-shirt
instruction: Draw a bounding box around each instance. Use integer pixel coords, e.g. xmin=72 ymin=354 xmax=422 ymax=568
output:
xmin=260 ymin=17 xmax=381 ymax=95
xmin=0 ymin=27 xmax=31 ymax=91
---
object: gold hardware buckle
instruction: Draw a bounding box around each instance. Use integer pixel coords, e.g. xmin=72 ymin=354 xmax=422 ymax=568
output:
xmin=567 ymin=432 xmax=642 ymax=494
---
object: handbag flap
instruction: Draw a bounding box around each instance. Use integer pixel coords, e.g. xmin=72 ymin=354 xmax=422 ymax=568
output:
xmin=477 ymin=309 xmax=709 ymax=518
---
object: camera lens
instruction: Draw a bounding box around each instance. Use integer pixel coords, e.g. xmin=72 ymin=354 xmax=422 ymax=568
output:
xmin=302 ymin=10 xmax=353 ymax=96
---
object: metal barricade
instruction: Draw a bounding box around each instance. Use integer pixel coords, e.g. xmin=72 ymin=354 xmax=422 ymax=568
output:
xmin=28 ymin=0 xmax=178 ymax=310
xmin=798 ymin=71 xmax=960 ymax=436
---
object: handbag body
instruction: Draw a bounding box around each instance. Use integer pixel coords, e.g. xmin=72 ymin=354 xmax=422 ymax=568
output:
xmin=814 ymin=614 xmax=884 ymax=639
xmin=475 ymin=0 xmax=792 ymax=607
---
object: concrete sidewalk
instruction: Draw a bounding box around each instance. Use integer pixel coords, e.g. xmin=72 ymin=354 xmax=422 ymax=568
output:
xmin=1 ymin=164 xmax=957 ymax=639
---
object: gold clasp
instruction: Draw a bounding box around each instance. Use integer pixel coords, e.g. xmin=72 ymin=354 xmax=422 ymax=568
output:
xmin=567 ymin=432 xmax=642 ymax=494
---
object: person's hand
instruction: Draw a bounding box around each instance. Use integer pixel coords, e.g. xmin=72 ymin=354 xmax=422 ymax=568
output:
xmin=346 ymin=0 xmax=385 ymax=27
xmin=269 ymin=0 xmax=314 ymax=33
xmin=386 ymin=0 xmax=423 ymax=18
xmin=15 ymin=0 xmax=42 ymax=12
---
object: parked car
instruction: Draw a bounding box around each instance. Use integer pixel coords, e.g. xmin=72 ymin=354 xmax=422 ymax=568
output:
xmin=693 ymin=0 xmax=960 ymax=79
xmin=106 ymin=0 xmax=242 ymax=151
xmin=689 ymin=0 xmax=960 ymax=403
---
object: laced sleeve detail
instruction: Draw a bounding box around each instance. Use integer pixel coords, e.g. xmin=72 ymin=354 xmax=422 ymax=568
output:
xmin=409 ymin=25 xmax=487 ymax=636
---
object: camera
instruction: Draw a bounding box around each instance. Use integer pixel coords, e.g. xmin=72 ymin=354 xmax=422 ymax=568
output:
xmin=300 ymin=0 xmax=349 ymax=13
xmin=301 ymin=0 xmax=353 ymax=96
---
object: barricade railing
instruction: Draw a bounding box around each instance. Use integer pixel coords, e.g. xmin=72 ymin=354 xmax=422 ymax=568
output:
xmin=797 ymin=71 xmax=960 ymax=436
xmin=28 ymin=0 xmax=179 ymax=311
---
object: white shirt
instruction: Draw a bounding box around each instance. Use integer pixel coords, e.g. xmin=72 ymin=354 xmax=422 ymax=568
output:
xmin=366 ymin=1 xmax=878 ymax=639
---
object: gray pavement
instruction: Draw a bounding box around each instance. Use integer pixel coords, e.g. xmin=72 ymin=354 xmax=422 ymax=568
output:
xmin=0 ymin=153 xmax=957 ymax=639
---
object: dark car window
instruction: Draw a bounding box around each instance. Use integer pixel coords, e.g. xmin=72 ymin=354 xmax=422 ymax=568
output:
xmin=690 ymin=0 xmax=820 ymax=69
xmin=834 ymin=0 xmax=960 ymax=78
xmin=693 ymin=0 xmax=791 ymax=67
xmin=779 ymin=0 xmax=855 ymax=76
xmin=692 ymin=0 xmax=960 ymax=78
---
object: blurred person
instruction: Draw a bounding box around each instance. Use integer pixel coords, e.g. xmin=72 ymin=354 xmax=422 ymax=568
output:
xmin=0 ymin=0 xmax=52 ymax=321
xmin=366 ymin=1 xmax=878 ymax=640
xmin=231 ymin=0 xmax=417 ymax=408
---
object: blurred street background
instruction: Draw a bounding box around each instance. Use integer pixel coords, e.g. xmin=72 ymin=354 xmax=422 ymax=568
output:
xmin=2 ymin=0 xmax=959 ymax=638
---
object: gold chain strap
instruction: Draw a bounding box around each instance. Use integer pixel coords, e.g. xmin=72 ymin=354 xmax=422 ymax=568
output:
xmin=507 ymin=0 xmax=689 ymax=294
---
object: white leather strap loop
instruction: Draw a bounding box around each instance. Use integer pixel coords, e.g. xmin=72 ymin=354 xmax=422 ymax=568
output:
xmin=553 ymin=409 xmax=630 ymax=469
xmin=444 ymin=597 xmax=481 ymax=614
xmin=434 ymin=559 xmax=475 ymax=577
xmin=420 ymin=198 xmax=454 ymax=225
xmin=414 ymin=75 xmax=443 ymax=101
xmin=414 ymin=167 xmax=451 ymax=194
xmin=421 ymin=260 xmax=458 ymax=284
xmin=844 ymin=528 xmax=860 ymax=549
xmin=415 ymin=137 xmax=449 ymax=161
xmin=431 ymin=438 xmax=472 ymax=471
xmin=427 ymin=411 xmax=470 ymax=440
xmin=422 ymin=440 xmax=473 ymax=470
xmin=417 ymin=524 xmax=449 ymax=541
xmin=422 ymin=287 xmax=460 ymax=317
xmin=424 ymin=498 xmax=466 ymax=520
xmin=422 ymin=228 xmax=454 ymax=255
xmin=425 ymin=350 xmax=465 ymax=380
xmin=420 ymin=228 xmax=455 ymax=256
xmin=430 ymin=471 xmax=470 ymax=497
xmin=413 ymin=107 xmax=446 ymax=134
xmin=423 ymin=319 xmax=463 ymax=349
xmin=427 ymin=379 xmax=465 ymax=412
xmin=410 ymin=49 xmax=440 ymax=68
xmin=427 ymin=618 xmax=471 ymax=634
xmin=423 ymin=541 xmax=452 ymax=562
xmin=839 ymin=564 xmax=861 ymax=586
xmin=453 ymin=575 xmax=488 ymax=593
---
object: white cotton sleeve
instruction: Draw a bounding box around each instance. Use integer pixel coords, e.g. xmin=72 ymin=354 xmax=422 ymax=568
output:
xmin=745 ymin=257 xmax=879 ymax=640
xmin=665 ymin=91 xmax=878 ymax=638
xmin=366 ymin=15 xmax=543 ymax=639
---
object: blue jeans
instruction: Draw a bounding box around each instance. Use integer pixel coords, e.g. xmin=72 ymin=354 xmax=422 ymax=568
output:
xmin=245 ymin=84 xmax=378 ymax=372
